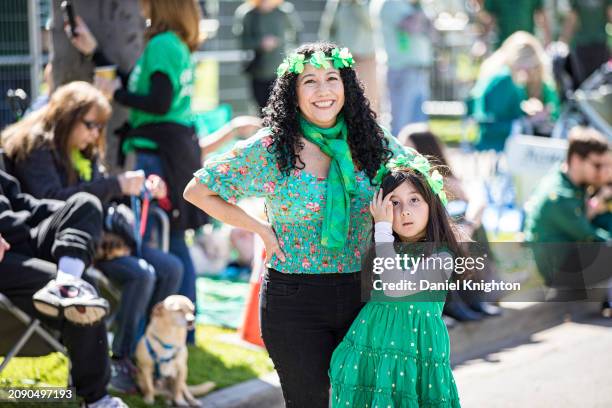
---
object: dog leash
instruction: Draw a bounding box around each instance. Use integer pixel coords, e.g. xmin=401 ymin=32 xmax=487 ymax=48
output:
xmin=130 ymin=194 xmax=143 ymax=258
xmin=130 ymin=186 xmax=153 ymax=258
xmin=140 ymin=187 xmax=152 ymax=237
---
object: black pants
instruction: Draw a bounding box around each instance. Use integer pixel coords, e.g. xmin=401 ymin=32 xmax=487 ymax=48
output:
xmin=0 ymin=193 xmax=108 ymax=403
xmin=260 ymin=269 xmax=363 ymax=408
xmin=18 ymin=192 xmax=103 ymax=265
xmin=251 ymin=78 xmax=275 ymax=109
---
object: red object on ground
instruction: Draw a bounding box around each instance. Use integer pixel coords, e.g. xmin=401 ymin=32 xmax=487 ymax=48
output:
xmin=239 ymin=237 xmax=266 ymax=347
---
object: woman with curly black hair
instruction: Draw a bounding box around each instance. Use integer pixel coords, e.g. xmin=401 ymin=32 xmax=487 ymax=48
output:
xmin=184 ymin=42 xmax=407 ymax=407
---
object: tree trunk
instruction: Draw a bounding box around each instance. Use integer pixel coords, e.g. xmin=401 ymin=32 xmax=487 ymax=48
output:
xmin=50 ymin=0 xmax=144 ymax=171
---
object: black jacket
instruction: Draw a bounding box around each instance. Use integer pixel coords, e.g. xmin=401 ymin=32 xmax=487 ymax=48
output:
xmin=11 ymin=146 xmax=122 ymax=205
xmin=121 ymin=122 xmax=208 ymax=231
xmin=0 ymin=169 xmax=62 ymax=246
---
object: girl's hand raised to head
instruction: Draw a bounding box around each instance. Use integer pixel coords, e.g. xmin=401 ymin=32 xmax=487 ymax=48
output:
xmin=370 ymin=189 xmax=393 ymax=223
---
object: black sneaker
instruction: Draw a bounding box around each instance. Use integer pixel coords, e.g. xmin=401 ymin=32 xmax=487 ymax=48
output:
xmin=32 ymin=277 xmax=109 ymax=325
xmin=109 ymin=358 xmax=138 ymax=394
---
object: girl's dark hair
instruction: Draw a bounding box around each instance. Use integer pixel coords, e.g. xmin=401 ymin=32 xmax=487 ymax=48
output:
xmin=378 ymin=167 xmax=463 ymax=257
xmin=262 ymin=41 xmax=393 ymax=181
xmin=360 ymin=166 xmax=468 ymax=299
xmin=399 ymin=127 xmax=455 ymax=178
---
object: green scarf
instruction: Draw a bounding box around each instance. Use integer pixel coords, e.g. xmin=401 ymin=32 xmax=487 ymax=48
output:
xmin=299 ymin=114 xmax=356 ymax=248
xmin=70 ymin=149 xmax=92 ymax=182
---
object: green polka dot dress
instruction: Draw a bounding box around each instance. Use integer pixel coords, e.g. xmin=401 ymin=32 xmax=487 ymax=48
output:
xmin=329 ymin=292 xmax=461 ymax=407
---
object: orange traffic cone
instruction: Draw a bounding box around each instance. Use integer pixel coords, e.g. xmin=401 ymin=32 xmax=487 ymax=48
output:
xmin=239 ymin=236 xmax=265 ymax=347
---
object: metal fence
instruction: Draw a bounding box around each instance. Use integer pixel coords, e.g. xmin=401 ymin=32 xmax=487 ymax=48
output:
xmin=0 ymin=0 xmax=46 ymax=129
xmin=0 ymin=0 xmax=480 ymax=126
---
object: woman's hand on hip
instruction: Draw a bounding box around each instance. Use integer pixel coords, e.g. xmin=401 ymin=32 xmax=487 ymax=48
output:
xmin=257 ymin=223 xmax=286 ymax=263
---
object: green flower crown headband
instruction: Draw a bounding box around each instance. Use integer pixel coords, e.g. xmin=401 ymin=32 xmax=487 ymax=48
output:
xmin=373 ymin=154 xmax=448 ymax=206
xmin=276 ymin=47 xmax=355 ymax=77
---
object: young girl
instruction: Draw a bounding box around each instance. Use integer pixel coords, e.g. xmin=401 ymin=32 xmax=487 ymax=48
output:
xmin=329 ymin=154 xmax=462 ymax=407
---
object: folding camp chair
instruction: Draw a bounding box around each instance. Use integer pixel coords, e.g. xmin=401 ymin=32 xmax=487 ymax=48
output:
xmin=0 ymin=293 xmax=69 ymax=375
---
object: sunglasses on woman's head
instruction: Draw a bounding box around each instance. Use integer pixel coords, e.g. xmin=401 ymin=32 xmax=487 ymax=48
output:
xmin=82 ymin=119 xmax=105 ymax=131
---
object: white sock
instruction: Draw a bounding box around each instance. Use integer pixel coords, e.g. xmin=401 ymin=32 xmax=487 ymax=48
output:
xmin=56 ymin=257 xmax=85 ymax=282
xmin=88 ymin=394 xmax=112 ymax=407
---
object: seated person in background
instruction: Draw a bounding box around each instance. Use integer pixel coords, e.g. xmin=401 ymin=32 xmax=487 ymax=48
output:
xmin=399 ymin=124 xmax=502 ymax=321
xmin=0 ymin=170 xmax=126 ymax=407
xmin=524 ymin=127 xmax=610 ymax=307
xmin=1 ymin=81 xmax=183 ymax=393
xmin=468 ymin=31 xmax=560 ymax=152
xmin=590 ymin=151 xmax=612 ymax=233
xmin=588 ymin=150 xmax=612 ymax=315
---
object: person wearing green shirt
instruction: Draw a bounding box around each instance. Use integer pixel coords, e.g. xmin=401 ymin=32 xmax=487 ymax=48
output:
xmin=481 ymin=0 xmax=551 ymax=49
xmin=234 ymin=0 xmax=302 ymax=109
xmin=560 ymin=0 xmax=612 ymax=86
xmin=185 ymin=42 xmax=408 ymax=408
xmin=371 ymin=0 xmax=434 ymax=135
xmin=589 ymin=149 xmax=612 ymax=315
xmin=524 ymin=127 xmax=610 ymax=305
xmin=67 ymin=0 xmax=207 ymax=345
xmin=468 ymin=31 xmax=560 ymax=151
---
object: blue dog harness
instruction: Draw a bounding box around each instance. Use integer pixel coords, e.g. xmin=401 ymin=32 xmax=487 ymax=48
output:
xmin=145 ymin=334 xmax=183 ymax=379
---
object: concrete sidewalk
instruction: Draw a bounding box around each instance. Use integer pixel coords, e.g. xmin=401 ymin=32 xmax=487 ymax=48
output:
xmin=198 ymin=300 xmax=602 ymax=407
xmin=199 ymin=371 xmax=282 ymax=408
xmin=453 ymin=315 xmax=612 ymax=407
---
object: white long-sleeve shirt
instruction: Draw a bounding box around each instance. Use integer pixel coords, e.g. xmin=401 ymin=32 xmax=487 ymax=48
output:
xmin=373 ymin=222 xmax=454 ymax=298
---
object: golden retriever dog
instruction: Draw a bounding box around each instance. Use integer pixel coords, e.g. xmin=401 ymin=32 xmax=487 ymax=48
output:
xmin=135 ymin=295 xmax=215 ymax=406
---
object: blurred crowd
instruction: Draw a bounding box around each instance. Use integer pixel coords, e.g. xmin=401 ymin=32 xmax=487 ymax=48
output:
xmin=0 ymin=0 xmax=610 ymax=407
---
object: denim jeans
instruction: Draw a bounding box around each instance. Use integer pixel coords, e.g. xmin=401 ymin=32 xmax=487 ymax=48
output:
xmin=135 ymin=151 xmax=199 ymax=344
xmin=97 ymin=246 xmax=183 ymax=357
xmin=260 ymin=269 xmax=363 ymax=408
xmin=387 ymin=66 xmax=430 ymax=136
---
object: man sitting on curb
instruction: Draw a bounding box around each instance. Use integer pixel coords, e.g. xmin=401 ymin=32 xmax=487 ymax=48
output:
xmin=524 ymin=127 xmax=610 ymax=309
xmin=0 ymin=170 xmax=126 ymax=407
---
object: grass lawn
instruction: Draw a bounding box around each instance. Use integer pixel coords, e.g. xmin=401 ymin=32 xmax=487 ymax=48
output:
xmin=0 ymin=325 xmax=273 ymax=407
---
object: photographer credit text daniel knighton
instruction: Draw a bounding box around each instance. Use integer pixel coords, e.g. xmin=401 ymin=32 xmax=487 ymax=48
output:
xmin=372 ymin=278 xmax=521 ymax=293
xmin=370 ymin=253 xmax=521 ymax=293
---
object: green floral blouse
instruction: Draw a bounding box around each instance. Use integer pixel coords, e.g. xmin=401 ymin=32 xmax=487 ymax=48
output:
xmin=194 ymin=128 xmax=407 ymax=274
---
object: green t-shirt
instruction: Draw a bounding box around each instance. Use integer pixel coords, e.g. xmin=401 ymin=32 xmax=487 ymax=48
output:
xmin=569 ymin=0 xmax=612 ymax=47
xmin=484 ymin=0 xmax=543 ymax=48
xmin=468 ymin=66 xmax=560 ymax=151
xmin=125 ymin=31 xmax=194 ymax=152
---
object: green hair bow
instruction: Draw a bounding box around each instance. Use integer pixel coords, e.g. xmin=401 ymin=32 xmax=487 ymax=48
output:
xmin=276 ymin=47 xmax=355 ymax=77
xmin=373 ymin=154 xmax=448 ymax=206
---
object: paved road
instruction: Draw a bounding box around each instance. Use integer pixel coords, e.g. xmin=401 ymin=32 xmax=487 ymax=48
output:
xmin=453 ymin=316 xmax=612 ymax=408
